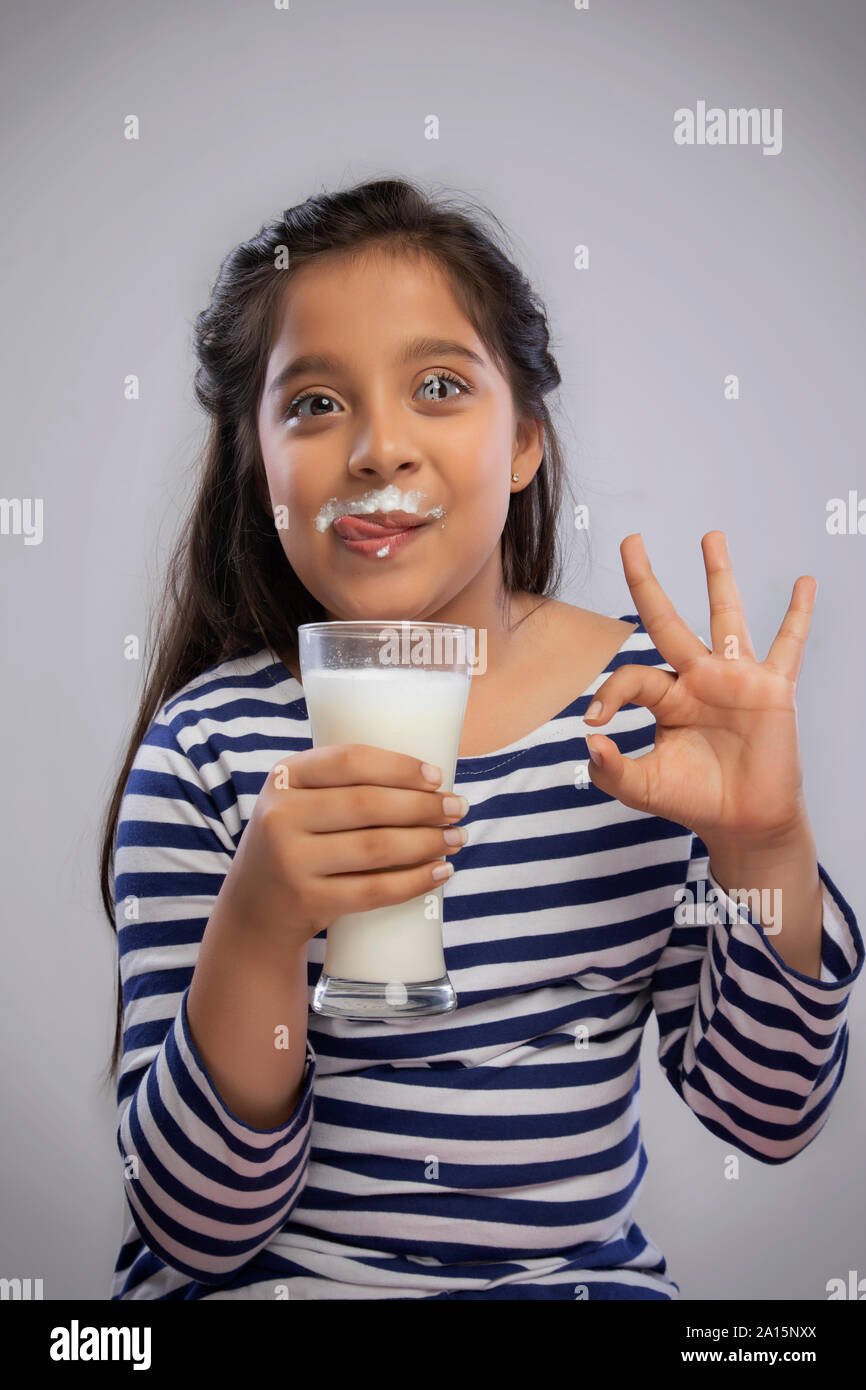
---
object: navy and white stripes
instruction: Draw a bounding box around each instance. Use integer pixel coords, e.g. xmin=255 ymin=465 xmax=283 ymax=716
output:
xmin=111 ymin=614 xmax=863 ymax=1299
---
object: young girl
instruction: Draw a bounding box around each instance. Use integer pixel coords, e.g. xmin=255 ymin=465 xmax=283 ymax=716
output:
xmin=101 ymin=176 xmax=863 ymax=1301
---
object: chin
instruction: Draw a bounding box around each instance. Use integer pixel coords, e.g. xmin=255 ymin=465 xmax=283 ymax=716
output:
xmin=326 ymin=580 xmax=437 ymax=618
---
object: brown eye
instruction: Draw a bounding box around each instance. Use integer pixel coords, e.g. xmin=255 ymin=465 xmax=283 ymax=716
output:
xmin=283 ymin=391 xmax=341 ymax=422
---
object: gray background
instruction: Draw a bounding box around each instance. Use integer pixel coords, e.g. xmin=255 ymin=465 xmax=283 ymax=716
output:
xmin=1 ymin=0 xmax=863 ymax=1300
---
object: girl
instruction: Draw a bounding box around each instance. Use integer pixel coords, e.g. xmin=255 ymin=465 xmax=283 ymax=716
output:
xmin=101 ymin=176 xmax=863 ymax=1301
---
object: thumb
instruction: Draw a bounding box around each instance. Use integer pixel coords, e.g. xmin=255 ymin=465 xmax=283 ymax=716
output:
xmin=586 ymin=734 xmax=652 ymax=813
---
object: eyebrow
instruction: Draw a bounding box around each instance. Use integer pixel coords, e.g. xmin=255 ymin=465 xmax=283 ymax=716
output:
xmin=266 ymin=336 xmax=487 ymax=398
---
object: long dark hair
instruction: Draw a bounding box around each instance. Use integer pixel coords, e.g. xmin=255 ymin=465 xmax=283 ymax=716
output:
xmin=98 ymin=175 xmax=574 ymax=1084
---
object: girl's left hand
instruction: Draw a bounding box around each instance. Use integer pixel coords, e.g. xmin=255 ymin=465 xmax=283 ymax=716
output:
xmin=584 ymin=531 xmax=817 ymax=847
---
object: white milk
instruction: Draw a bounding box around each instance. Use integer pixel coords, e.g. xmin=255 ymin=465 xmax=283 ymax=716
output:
xmin=302 ymin=665 xmax=471 ymax=983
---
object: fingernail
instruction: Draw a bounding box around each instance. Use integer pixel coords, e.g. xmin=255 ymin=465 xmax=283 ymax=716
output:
xmin=421 ymin=763 xmax=443 ymax=785
xmin=432 ymin=861 xmax=454 ymax=881
xmin=586 ymin=700 xmax=603 ymax=719
xmin=587 ymin=739 xmax=603 ymax=767
xmin=443 ymin=826 xmax=468 ymax=845
xmin=442 ymin=794 xmax=469 ymax=817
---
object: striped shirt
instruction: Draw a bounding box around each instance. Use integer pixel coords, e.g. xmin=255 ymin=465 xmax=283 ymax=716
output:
xmin=111 ymin=613 xmax=864 ymax=1300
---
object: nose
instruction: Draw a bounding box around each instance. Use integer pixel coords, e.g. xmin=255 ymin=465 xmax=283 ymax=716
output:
xmin=346 ymin=391 xmax=425 ymax=486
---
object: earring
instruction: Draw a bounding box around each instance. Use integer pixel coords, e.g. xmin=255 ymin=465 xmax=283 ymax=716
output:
xmin=512 ymin=472 xmax=519 ymax=482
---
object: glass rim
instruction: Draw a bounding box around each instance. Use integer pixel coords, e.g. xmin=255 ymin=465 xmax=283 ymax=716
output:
xmin=298 ymin=620 xmax=475 ymax=636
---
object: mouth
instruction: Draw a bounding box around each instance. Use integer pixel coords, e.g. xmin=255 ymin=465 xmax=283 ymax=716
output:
xmin=332 ymin=510 xmax=433 ymax=558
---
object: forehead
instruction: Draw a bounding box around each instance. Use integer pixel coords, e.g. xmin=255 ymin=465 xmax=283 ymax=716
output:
xmin=268 ymin=246 xmax=477 ymax=349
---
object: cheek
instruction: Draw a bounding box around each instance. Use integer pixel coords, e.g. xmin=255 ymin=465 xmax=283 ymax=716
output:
xmin=460 ymin=454 xmax=509 ymax=514
xmin=462 ymin=412 xmax=510 ymax=479
xmin=258 ymin=462 xmax=310 ymax=549
xmin=261 ymin=445 xmax=292 ymax=495
xmin=262 ymin=454 xmax=315 ymax=523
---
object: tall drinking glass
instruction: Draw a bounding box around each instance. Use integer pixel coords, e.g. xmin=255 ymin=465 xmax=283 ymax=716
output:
xmin=299 ymin=620 xmax=475 ymax=1019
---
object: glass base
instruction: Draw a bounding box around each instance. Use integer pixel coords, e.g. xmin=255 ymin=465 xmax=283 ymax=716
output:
xmin=312 ymin=973 xmax=457 ymax=1019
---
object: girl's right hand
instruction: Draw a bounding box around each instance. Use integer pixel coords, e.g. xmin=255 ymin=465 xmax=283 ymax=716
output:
xmin=219 ymin=744 xmax=469 ymax=952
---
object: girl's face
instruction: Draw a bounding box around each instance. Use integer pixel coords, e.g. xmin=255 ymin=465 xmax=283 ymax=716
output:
xmin=256 ymin=248 xmax=543 ymax=623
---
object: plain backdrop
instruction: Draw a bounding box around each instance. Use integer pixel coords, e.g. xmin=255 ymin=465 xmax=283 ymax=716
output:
xmin=1 ymin=0 xmax=863 ymax=1300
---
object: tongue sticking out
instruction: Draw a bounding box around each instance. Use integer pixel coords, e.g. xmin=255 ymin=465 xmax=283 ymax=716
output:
xmin=334 ymin=516 xmax=418 ymax=541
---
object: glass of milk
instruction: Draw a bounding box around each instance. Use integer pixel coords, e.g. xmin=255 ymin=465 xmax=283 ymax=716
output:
xmin=299 ymin=619 xmax=475 ymax=1020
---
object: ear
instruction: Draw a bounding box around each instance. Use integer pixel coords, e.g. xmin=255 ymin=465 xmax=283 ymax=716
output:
xmin=512 ymin=414 xmax=545 ymax=487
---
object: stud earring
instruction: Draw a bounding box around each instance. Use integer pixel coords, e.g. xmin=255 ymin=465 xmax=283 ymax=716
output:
xmin=511 ymin=472 xmax=519 ymax=482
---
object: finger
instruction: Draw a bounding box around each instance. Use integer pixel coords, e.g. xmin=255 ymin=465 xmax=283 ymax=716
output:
xmin=702 ymin=531 xmax=757 ymax=661
xmin=764 ymin=576 xmax=817 ymax=683
xmin=301 ymin=823 xmax=467 ymax=877
xmin=620 ymin=534 xmax=709 ymax=671
xmin=585 ymin=733 xmax=656 ymax=815
xmin=273 ymin=743 xmax=447 ymax=792
xmin=583 ymin=664 xmax=678 ymax=724
xmin=325 ymin=856 xmax=456 ymax=915
xmin=269 ymin=779 xmax=469 ymax=834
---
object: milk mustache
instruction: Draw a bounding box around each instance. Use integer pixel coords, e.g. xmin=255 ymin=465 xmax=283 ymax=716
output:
xmin=303 ymin=664 xmax=470 ymax=983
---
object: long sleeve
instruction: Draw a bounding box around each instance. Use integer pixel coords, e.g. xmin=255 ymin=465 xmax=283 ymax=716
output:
xmin=114 ymin=713 xmax=317 ymax=1285
xmin=650 ymin=830 xmax=864 ymax=1163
